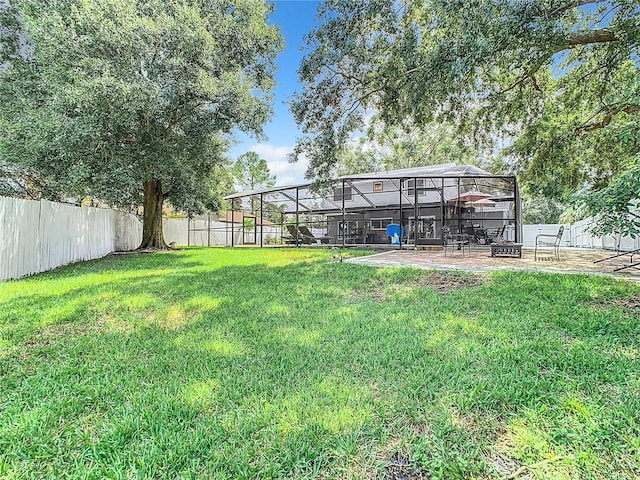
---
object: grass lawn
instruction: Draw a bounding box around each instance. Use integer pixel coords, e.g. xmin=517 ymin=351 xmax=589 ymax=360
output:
xmin=1 ymin=247 xmax=639 ymax=479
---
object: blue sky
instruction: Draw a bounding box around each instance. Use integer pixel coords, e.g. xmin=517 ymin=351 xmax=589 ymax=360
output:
xmin=229 ymin=0 xmax=321 ymax=186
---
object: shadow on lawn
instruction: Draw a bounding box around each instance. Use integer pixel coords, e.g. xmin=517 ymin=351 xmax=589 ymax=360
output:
xmin=1 ymin=250 xmax=639 ymax=478
xmin=2 ymin=256 xmax=639 ymax=405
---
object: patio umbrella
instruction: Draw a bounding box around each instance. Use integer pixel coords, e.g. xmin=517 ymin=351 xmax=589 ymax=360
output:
xmin=450 ymin=190 xmax=493 ymax=203
xmin=448 ymin=190 xmax=493 ymax=233
xmin=465 ymin=198 xmax=496 ymax=208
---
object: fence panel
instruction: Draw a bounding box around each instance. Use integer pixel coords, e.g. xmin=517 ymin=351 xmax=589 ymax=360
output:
xmin=571 ymin=218 xmax=598 ymax=248
xmin=189 ymin=218 xmax=210 ymax=246
xmin=523 ymin=220 xmax=639 ymax=252
xmin=115 ymin=211 xmax=142 ymax=251
xmin=163 ymin=218 xmax=189 ymax=246
xmin=0 ymin=197 xmax=42 ymax=280
xmin=164 ymin=218 xmax=244 ymax=246
xmin=0 ymin=196 xmax=142 ymax=282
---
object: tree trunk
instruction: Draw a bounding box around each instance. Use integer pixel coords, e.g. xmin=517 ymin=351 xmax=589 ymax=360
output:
xmin=139 ymin=178 xmax=168 ymax=250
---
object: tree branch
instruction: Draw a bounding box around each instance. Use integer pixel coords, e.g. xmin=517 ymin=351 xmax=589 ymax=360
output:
xmin=499 ymin=26 xmax=620 ymax=96
xmin=326 ymin=65 xmax=368 ymax=87
xmin=498 ymin=57 xmax=547 ymax=96
xmin=576 ymin=104 xmax=640 ymax=133
xmin=159 ymin=107 xmax=181 ymax=140
xmin=553 ymin=28 xmax=618 ymax=53
xmin=108 ymin=132 xmax=137 ymax=144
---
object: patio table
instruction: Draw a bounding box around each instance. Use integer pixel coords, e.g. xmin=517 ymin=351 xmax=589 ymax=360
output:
xmin=491 ymin=243 xmax=522 ymax=258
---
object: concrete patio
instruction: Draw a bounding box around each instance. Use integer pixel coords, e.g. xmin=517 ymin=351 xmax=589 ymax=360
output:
xmin=346 ymin=247 xmax=640 ymax=279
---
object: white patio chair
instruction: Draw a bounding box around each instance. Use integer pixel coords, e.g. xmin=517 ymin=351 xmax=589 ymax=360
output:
xmin=535 ymin=226 xmax=564 ymax=261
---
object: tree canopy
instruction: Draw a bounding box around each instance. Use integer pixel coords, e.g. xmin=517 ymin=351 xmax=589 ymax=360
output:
xmin=579 ymin=155 xmax=640 ymax=237
xmin=232 ymin=150 xmax=275 ymax=213
xmin=233 ymin=151 xmax=275 ymax=192
xmin=337 ymin=117 xmax=481 ymax=176
xmin=291 ymin=0 xmax=639 ymax=199
xmin=0 ymin=0 xmax=282 ymax=248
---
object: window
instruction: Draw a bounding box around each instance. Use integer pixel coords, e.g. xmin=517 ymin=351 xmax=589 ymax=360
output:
xmin=406 ymin=179 xmax=425 ymax=197
xmin=373 ymin=181 xmax=383 ymax=192
xmin=333 ymin=186 xmax=353 ymax=201
xmin=370 ymin=218 xmax=393 ymax=230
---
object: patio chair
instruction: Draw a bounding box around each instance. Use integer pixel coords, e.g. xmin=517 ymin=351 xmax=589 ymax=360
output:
xmin=535 ymin=226 xmax=564 ymax=261
xmin=442 ymin=226 xmax=470 ymax=256
xmin=474 ymin=226 xmax=490 ymax=245
xmin=284 ymin=225 xmax=315 ymax=245
xmin=488 ymin=225 xmax=506 ymax=244
xmin=464 ymin=225 xmax=479 ymax=245
xmin=298 ymin=225 xmax=331 ymax=244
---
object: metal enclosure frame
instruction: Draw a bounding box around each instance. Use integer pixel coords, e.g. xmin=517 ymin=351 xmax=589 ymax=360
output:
xmin=224 ymin=164 xmax=521 ymax=249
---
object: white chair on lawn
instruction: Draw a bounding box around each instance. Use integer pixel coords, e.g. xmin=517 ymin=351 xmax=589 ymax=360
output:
xmin=535 ymin=226 xmax=564 ymax=261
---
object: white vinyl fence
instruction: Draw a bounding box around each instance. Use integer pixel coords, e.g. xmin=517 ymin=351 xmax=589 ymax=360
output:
xmin=0 ymin=196 xmax=142 ymax=282
xmin=6 ymin=194 xmax=636 ymax=282
xmin=523 ymin=221 xmax=640 ymax=252
xmin=0 ymin=197 xmax=283 ymax=281
xmin=163 ymin=217 xmax=279 ymax=247
xmin=569 ymin=216 xmax=640 ymax=252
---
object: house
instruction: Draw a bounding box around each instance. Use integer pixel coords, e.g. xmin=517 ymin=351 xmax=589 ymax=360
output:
xmin=224 ymin=163 xmax=521 ymax=247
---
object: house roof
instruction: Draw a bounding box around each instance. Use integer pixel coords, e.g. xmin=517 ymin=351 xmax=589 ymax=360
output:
xmin=225 ymin=182 xmax=310 ymax=200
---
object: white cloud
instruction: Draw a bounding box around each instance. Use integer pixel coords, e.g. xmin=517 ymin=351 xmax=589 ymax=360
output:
xmin=275 ymin=176 xmax=297 ymax=187
xmin=247 ymin=143 xmax=309 ymax=186
xmin=248 ymin=144 xmax=293 ymax=163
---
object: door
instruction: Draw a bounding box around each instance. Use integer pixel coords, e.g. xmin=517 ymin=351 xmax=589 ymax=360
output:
xmin=409 ymin=216 xmax=438 ymax=245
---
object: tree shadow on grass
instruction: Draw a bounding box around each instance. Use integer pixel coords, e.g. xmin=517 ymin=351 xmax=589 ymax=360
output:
xmin=0 ymin=250 xmax=639 ymax=478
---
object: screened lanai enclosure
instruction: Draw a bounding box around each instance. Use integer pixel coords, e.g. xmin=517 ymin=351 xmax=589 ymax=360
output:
xmin=224 ymin=164 xmax=521 ymax=249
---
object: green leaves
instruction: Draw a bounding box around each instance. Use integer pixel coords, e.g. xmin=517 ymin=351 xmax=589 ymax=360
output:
xmin=0 ymin=0 xmax=282 ymax=214
xmin=577 ymin=156 xmax=640 ymax=238
xmin=233 ymin=151 xmax=275 ymax=193
xmin=336 ymin=117 xmax=481 ymax=175
xmin=291 ymin=0 xmax=639 ymax=203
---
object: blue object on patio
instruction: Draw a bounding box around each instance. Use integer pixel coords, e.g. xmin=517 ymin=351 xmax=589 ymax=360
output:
xmin=386 ymin=224 xmax=404 ymax=245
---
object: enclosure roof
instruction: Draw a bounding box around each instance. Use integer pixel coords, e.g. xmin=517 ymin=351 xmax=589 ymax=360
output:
xmin=225 ymin=163 xmax=501 ymax=200
xmin=224 ymin=182 xmax=310 ymax=200
xmin=338 ymin=163 xmax=494 ymax=179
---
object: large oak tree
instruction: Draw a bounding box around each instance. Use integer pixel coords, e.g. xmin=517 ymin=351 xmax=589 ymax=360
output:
xmin=0 ymin=0 xmax=281 ymax=248
xmin=291 ymin=1 xmax=639 ymax=204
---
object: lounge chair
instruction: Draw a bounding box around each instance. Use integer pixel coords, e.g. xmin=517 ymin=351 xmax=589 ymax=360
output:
xmin=535 ymin=226 xmax=564 ymax=261
xmin=298 ymin=225 xmax=331 ymax=244
xmin=284 ymin=225 xmax=315 ymax=245
xmin=594 ymin=246 xmax=640 ymax=272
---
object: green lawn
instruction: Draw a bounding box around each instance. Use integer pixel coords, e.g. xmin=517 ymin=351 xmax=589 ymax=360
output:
xmin=1 ymin=248 xmax=639 ymax=479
